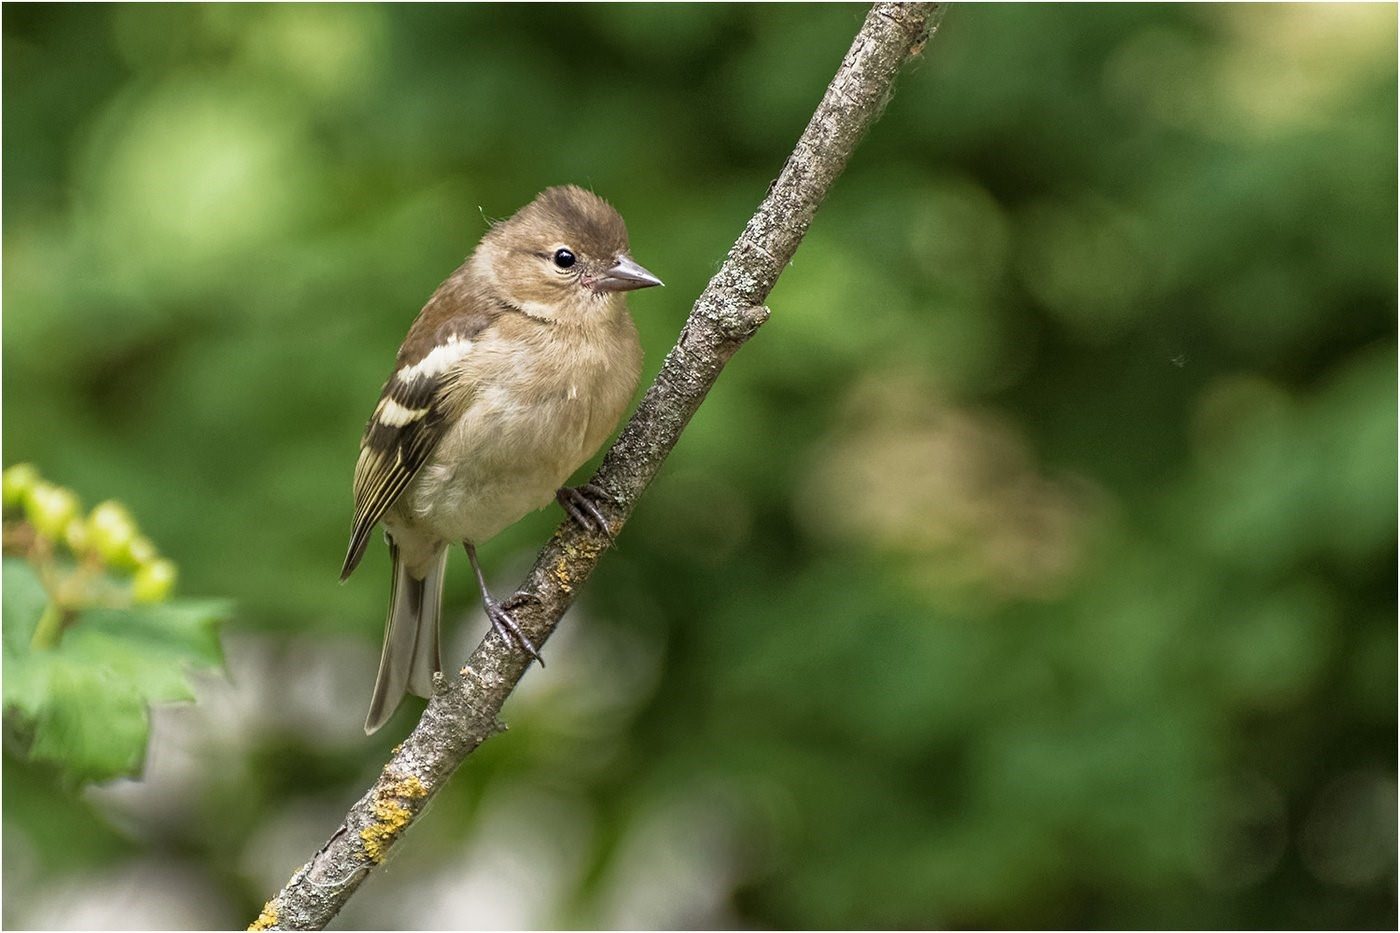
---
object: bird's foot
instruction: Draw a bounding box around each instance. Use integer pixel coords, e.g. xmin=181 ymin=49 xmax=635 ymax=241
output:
xmin=556 ymin=483 xmax=615 ymax=536
xmin=484 ymin=594 xmax=544 ymax=666
xmin=501 ymin=591 xmax=541 ymax=612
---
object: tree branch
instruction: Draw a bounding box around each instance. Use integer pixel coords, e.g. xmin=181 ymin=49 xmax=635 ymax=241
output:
xmin=252 ymin=4 xmax=944 ymax=928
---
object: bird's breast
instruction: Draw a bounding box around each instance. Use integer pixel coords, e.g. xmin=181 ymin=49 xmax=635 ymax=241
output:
xmin=401 ymin=314 xmax=642 ymax=544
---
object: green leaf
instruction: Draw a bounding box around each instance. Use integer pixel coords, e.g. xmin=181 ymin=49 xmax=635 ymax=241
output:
xmin=60 ymin=599 xmax=230 ymax=704
xmin=13 ymin=652 xmax=150 ymax=784
xmin=2 ymin=557 xmax=48 ymax=658
xmin=58 ymin=630 xmax=195 ymax=703
xmin=75 ymin=598 xmax=229 ymax=664
xmin=3 ymin=652 xmax=49 ymax=718
xmin=2 ymin=583 xmax=231 ymax=783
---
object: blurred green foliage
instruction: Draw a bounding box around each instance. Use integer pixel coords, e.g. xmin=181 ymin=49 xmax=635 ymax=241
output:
xmin=4 ymin=555 xmax=227 ymax=783
xmin=2 ymin=467 xmax=228 ymax=786
xmin=3 ymin=3 xmax=1395 ymax=930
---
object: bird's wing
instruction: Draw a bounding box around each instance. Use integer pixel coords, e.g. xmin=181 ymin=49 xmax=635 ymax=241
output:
xmin=340 ymin=286 xmax=497 ymax=580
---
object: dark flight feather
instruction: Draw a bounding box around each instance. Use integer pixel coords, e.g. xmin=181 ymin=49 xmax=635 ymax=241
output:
xmin=339 ymin=276 xmax=499 ymax=581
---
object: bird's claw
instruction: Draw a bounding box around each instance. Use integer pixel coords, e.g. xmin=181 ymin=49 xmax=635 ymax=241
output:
xmin=485 ymin=596 xmax=543 ymax=666
xmin=501 ymin=591 xmax=541 ymax=612
xmin=556 ymin=483 xmax=614 ymax=536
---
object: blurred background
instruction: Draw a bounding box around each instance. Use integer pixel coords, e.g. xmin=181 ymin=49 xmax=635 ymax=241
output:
xmin=3 ymin=3 xmax=1396 ymax=929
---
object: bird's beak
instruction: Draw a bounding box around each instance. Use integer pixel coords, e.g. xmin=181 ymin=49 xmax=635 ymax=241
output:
xmin=596 ymin=255 xmax=664 ymax=292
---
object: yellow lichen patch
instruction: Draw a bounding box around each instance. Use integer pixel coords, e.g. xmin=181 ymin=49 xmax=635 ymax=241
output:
xmin=360 ymin=801 xmax=408 ymax=864
xmin=359 ymin=772 xmax=429 ymax=864
xmin=553 ymin=555 xmax=574 ymax=593
xmin=554 ymin=535 xmax=606 ymax=593
xmin=248 ymin=900 xmax=278 ymax=931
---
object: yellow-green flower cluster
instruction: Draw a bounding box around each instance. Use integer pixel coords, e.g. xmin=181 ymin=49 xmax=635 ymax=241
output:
xmin=3 ymin=463 xmax=178 ymax=603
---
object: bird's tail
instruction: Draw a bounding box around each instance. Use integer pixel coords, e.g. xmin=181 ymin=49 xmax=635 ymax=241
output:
xmin=364 ymin=539 xmax=447 ymax=734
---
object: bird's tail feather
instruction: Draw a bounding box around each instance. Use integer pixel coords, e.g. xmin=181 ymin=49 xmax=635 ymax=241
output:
xmin=364 ymin=541 xmax=446 ymax=734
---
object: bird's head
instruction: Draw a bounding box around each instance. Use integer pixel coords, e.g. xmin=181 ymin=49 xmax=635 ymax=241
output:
xmin=480 ymin=185 xmax=662 ymax=320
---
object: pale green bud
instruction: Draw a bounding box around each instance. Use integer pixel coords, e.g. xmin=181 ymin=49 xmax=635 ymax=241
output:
xmin=126 ymin=535 xmax=158 ymax=569
xmin=64 ymin=516 xmax=91 ymax=556
xmin=3 ymin=463 xmax=40 ymax=511
xmin=88 ymin=500 xmax=138 ymax=566
xmin=26 ymin=483 xmax=80 ymax=539
xmin=132 ymin=559 xmax=178 ymax=603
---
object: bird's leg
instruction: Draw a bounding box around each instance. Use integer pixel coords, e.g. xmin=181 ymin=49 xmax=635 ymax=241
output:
xmin=555 ymin=482 xmax=615 ymax=535
xmin=464 ymin=542 xmax=543 ymax=665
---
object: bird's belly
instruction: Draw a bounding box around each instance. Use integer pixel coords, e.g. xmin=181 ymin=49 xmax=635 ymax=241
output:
xmin=400 ymin=386 xmax=596 ymax=545
xmin=392 ymin=313 xmax=641 ymax=546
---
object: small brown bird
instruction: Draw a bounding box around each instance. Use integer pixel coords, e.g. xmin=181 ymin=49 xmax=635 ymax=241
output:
xmin=340 ymin=186 xmax=661 ymax=734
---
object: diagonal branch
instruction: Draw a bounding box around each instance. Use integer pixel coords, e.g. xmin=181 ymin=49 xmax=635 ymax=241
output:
xmin=252 ymin=4 xmax=944 ymax=929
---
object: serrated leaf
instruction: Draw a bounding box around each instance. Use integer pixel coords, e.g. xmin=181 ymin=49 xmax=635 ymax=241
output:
xmin=76 ymin=598 xmax=230 ymax=669
xmin=59 ymin=629 xmax=198 ymax=703
xmin=19 ymin=653 xmax=150 ymax=784
xmin=3 ymin=557 xmax=48 ymax=658
xmin=3 ymin=652 xmax=49 ymax=716
xmin=3 ymin=581 xmax=230 ymax=783
xmin=52 ymin=598 xmax=232 ymax=715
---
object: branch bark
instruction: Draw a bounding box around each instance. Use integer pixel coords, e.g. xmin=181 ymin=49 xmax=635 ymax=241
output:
xmin=252 ymin=4 xmax=944 ymax=928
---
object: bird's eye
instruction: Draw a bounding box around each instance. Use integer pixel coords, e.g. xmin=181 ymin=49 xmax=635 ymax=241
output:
xmin=553 ymin=248 xmax=576 ymax=269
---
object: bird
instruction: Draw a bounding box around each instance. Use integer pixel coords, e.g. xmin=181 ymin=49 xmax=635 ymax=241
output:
xmin=340 ymin=185 xmax=662 ymax=734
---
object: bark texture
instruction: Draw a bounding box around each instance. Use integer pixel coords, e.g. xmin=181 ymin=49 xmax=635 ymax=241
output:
xmin=253 ymin=4 xmax=944 ymax=928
